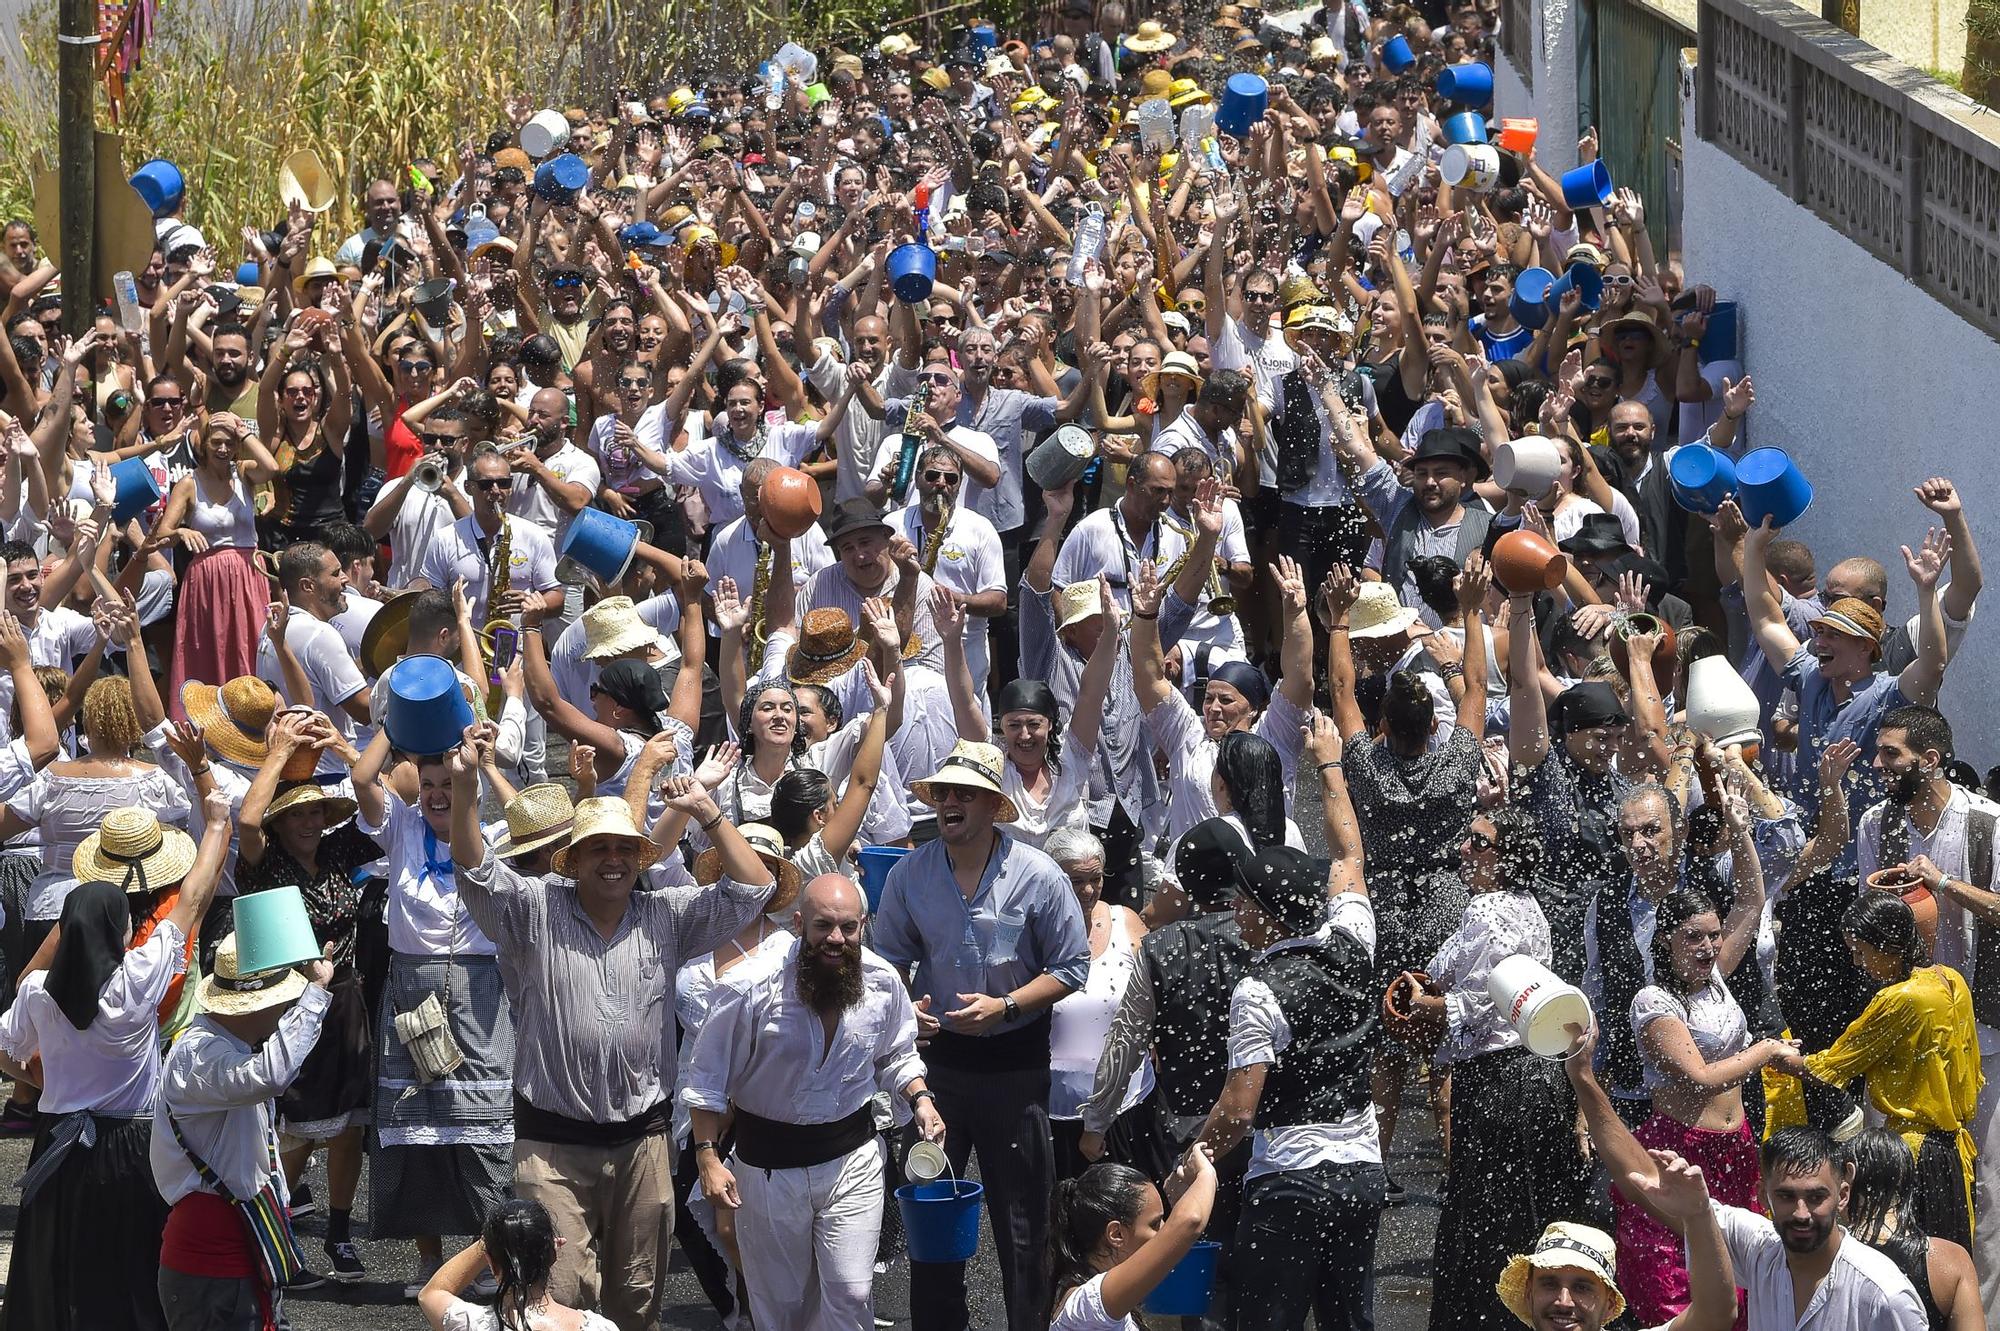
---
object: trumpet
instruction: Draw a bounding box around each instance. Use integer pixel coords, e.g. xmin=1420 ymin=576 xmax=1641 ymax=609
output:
xmin=1207 ymin=560 xmax=1237 ymax=617
xmin=412 ymin=456 xmax=447 ymax=494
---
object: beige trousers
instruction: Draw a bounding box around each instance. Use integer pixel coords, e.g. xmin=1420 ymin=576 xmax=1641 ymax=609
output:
xmin=513 ymin=1134 xmax=675 ymax=1331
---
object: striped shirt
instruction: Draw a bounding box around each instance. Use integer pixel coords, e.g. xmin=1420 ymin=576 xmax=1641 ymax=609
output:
xmin=457 ymin=852 xmax=771 ymax=1125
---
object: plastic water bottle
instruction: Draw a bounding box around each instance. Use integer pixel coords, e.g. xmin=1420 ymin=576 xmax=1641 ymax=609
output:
xmin=796 ymin=199 xmax=817 ymax=227
xmin=1067 ymin=206 xmax=1105 ymax=287
xmin=1135 ymin=98 xmax=1175 ymax=154
xmin=1180 ymin=102 xmax=1214 ymax=151
xmin=113 ymin=271 xmax=142 ymax=333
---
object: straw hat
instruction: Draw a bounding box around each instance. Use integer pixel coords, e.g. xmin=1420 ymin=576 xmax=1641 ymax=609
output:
xmin=492 ymin=783 xmax=576 ymax=858
xmin=1055 ymin=582 xmax=1105 ymax=632
xmin=1496 ymin=1222 xmax=1626 ymax=1326
xmin=73 ymin=808 xmax=200 ymax=895
xmin=579 ymin=596 xmax=671 ymax=661
xmin=1308 ymin=35 xmax=1338 ymax=62
xmin=492 ymin=147 xmax=533 ymax=173
xmin=1347 ymin=581 xmax=1421 ymax=640
xmin=551 ymin=797 xmax=665 ymax=880
xmin=197 ymin=932 xmax=309 ymax=1016
xmin=1601 ymin=307 xmax=1666 ymax=358
xmin=693 ymin=821 xmax=803 ymax=914
xmin=1125 ymin=20 xmax=1177 ymax=52
xmin=1139 ymin=68 xmax=1175 ymax=98
xmin=1277 ymin=272 xmax=1323 ymax=309
xmin=279 ymin=149 xmax=338 ymax=214
xmin=265 ymin=779 xmax=358 ymax=825
xmin=1285 ymin=304 xmax=1352 ymax=339
xmin=182 ymin=675 xmax=280 ymax=768
xmin=1213 ymin=4 xmax=1246 ymax=29
xmin=912 ymin=741 xmax=1021 ymax=823
xmin=291 ymin=255 xmax=339 ymax=296
xmin=879 ymin=32 xmax=918 ymax=57
xmin=1143 ymin=350 xmax=1204 ymax=399
xmin=789 ymin=609 xmax=869 ymax=685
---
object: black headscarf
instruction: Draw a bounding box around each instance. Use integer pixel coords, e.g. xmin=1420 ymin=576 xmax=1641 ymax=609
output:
xmin=46 ymin=881 xmax=131 ymax=1031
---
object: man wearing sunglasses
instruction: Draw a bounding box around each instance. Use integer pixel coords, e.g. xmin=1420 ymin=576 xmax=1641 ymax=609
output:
xmin=860 ymin=360 xmax=1001 ymax=508
xmin=529 ymin=265 xmax=596 ymax=372
xmin=364 ymin=410 xmax=474 ymax=588
xmin=888 ymin=443 xmax=1006 ymax=695
xmin=412 ymin=445 xmax=563 ymax=628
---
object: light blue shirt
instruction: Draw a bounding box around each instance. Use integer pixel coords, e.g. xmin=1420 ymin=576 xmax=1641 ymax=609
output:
xmin=870 ymin=835 xmax=1090 ymax=1024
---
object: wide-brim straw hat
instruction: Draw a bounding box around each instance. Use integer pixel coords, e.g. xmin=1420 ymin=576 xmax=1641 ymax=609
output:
xmin=493 ymin=783 xmax=577 ymax=859
xmin=291 ymin=255 xmax=339 ymax=296
xmin=1126 ymin=19 xmax=1178 ymax=52
xmin=1496 ymin=1222 xmax=1626 ymax=1326
xmin=197 ymin=931 xmax=309 ymax=1016
xmin=1055 ymin=582 xmax=1105 ymax=632
xmin=693 ymin=822 xmax=804 ymax=915
xmin=73 ymin=807 xmax=200 ymax=895
xmin=1144 ymin=350 xmax=1204 ymax=399
xmin=182 ymin=675 xmax=280 ymax=768
xmin=1348 ymin=582 xmax=1421 ymax=639
xmin=265 ymin=780 xmax=358 ymax=826
xmin=550 ymin=797 xmax=665 ymax=880
xmin=789 ymin=608 xmax=869 ymax=685
xmin=911 ymin=740 xmax=1021 ymax=823
xmin=579 ymin=596 xmax=670 ymax=661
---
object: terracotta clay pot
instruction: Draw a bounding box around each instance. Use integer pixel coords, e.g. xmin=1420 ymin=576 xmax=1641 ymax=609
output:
xmin=758 ymin=465 xmax=822 ymax=540
xmin=1491 ymin=529 xmax=1567 ymax=594
xmin=1380 ymin=970 xmax=1446 ymax=1053
xmin=1867 ymin=870 xmax=1939 ymax=954
xmin=1609 ymin=612 xmax=1678 ymax=687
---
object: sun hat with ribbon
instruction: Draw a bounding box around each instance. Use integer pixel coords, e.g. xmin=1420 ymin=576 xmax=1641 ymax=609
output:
xmin=492 ymin=783 xmax=576 ymax=859
xmin=291 ymin=255 xmax=340 ymax=296
xmin=1125 ymin=19 xmax=1178 ymax=52
xmin=1347 ymin=581 xmax=1422 ymax=640
xmin=1143 ymin=349 xmax=1204 ymax=399
xmin=579 ymin=596 xmax=672 ymax=661
xmin=694 ymin=821 xmax=804 ymax=914
xmin=197 ymin=932 xmax=309 ymax=1016
xmin=789 ymin=609 xmax=869 ymax=686
xmin=911 ymin=740 xmax=1021 ymax=823
xmin=1496 ymin=1222 xmax=1626 ymax=1326
xmin=72 ymin=808 xmax=200 ymax=896
xmin=1809 ymin=597 xmax=1886 ymax=659
xmin=550 ymin=797 xmax=664 ymax=880
xmin=264 ymin=780 xmax=358 ymax=826
xmin=181 ymin=675 xmax=281 ymax=768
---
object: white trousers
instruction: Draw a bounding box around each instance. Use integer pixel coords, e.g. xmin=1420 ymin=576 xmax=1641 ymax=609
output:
xmin=732 ymin=1136 xmax=885 ymax=1331
xmin=1975 ymin=1046 xmax=1999 ymax=1312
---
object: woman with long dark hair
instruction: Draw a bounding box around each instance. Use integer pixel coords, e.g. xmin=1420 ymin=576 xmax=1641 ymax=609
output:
xmin=1845 ymin=1126 xmax=1982 ymax=1331
xmin=1046 ymin=1147 xmax=1217 ymax=1331
xmin=418 ymin=1198 xmax=616 ymax=1331
xmin=0 ymin=793 xmax=227 ymax=1330
xmin=1767 ymin=892 xmax=1983 ymax=1250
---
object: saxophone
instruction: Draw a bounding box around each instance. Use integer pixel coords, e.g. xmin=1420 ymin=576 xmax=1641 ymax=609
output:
xmin=481 ymin=518 xmax=514 ymax=715
xmin=921 ymin=492 xmax=952 ymax=574
xmin=747 ymin=539 xmax=774 ymax=665
xmin=890 ymin=376 xmax=933 ymax=505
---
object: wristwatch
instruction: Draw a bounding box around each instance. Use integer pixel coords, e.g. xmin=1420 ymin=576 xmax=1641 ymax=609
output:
xmin=1001 ymin=995 xmax=1020 ymax=1023
xmin=909 ymin=1088 xmax=937 ymax=1107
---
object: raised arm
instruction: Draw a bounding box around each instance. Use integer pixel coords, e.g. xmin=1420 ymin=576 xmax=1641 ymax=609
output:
xmin=1740 ymin=507 xmax=1804 ymax=668
xmin=1321 ymin=564 xmax=1366 ymax=742
xmin=1914 ymin=477 xmax=1981 ymax=625
xmin=1126 ymin=555 xmax=1174 ymax=716
xmin=1896 ymin=526 xmax=1951 ymax=707
xmin=819 ymin=660 xmax=893 ymax=864
xmin=1507 ymin=591 xmax=1552 ymax=767
xmin=1454 ymin=556 xmax=1490 ymax=738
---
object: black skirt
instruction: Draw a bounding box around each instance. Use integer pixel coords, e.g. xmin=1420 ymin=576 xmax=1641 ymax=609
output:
xmin=279 ymin=967 xmax=373 ymax=1136
xmin=0 ymin=1113 xmax=168 ymax=1331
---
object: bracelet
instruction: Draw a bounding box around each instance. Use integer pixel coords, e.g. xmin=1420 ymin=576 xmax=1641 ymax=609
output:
xmin=698 ymin=811 xmax=724 ymax=831
xmin=909 ymin=1088 xmax=937 ymax=1106
xmin=189 ymin=763 xmax=212 ymax=776
xmin=1330 ymin=624 xmax=1350 ymax=633
xmin=1317 ymin=760 xmax=1343 ymax=774
xmin=693 ymin=1140 xmax=720 ymax=1156
xmin=1132 ymin=608 xmax=1158 ymax=619
xmin=1438 ymin=662 xmax=1465 ymax=682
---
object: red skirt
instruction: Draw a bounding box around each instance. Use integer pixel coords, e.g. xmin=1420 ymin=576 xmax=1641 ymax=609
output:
xmin=1613 ymin=1113 xmax=1762 ymax=1331
xmin=169 ymin=547 xmax=269 ymax=721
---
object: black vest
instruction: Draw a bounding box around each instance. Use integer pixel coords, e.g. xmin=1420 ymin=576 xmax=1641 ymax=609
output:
xmin=1252 ymin=934 xmax=1379 ymax=1129
xmin=1142 ymin=915 xmax=1254 ymax=1117
xmin=1589 ymin=874 xmax=1652 ymax=1096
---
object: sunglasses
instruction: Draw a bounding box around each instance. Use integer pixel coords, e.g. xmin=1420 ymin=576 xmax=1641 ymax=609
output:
xmin=284 ymin=383 xmax=319 ymax=396
xmin=549 ymin=275 xmax=585 ymax=289
xmin=1177 ymin=299 xmax=1205 ymax=312
xmin=919 ymin=371 xmax=955 ymax=385
xmin=474 ymin=475 xmax=512 ymax=490
xmin=1580 ymin=375 xmax=1615 ymax=390
xmin=420 ymin=431 xmax=459 ymax=445
xmin=921 ymin=469 xmax=960 ymax=484
xmin=1244 ymin=289 xmax=1277 ymax=302
xmin=1602 ymin=274 xmax=1635 ymax=286
xmin=618 ymin=377 xmax=652 ymax=390
xmin=399 ymin=360 xmax=434 ymax=375
xmin=148 ymin=396 xmax=184 ymax=408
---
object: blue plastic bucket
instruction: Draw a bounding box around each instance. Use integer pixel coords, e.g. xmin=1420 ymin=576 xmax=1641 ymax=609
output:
xmin=383 ymin=655 xmax=476 ymax=757
xmin=559 ymin=505 xmax=644 ymax=585
xmin=1509 ymin=266 xmax=1554 ymax=330
xmin=108 ymin=456 xmax=163 ymax=522
xmin=1216 ymin=73 xmax=1269 ymax=140
xmin=857 ymin=845 xmax=910 ymax=912
xmin=130 ymin=159 xmax=185 ymax=216
xmin=1668 ymin=443 xmax=1738 ymax=514
xmin=888 ymin=243 xmax=937 ymax=304
xmin=1381 ymin=35 xmax=1415 ymax=72
xmin=1545 ymin=261 xmax=1603 ymax=314
xmin=1560 ymin=159 xmax=1614 ymax=209
xmin=896 ymin=1179 xmax=984 ymax=1262
xmin=1143 ymin=1241 xmax=1223 ymax=1316
xmin=1441 ymin=111 xmax=1487 ymax=145
xmin=532 ymin=153 xmax=589 ymax=203
xmin=1698 ymin=300 xmax=1740 ymax=365
xmin=1735 ymin=447 xmax=1813 ymax=530
xmin=1435 ymin=61 xmax=1493 ymax=106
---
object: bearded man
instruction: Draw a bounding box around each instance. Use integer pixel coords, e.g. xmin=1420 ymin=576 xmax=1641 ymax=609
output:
xmin=684 ymin=873 xmax=945 ymax=1331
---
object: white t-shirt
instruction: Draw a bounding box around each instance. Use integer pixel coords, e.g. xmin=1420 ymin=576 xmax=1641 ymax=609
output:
xmin=663 ymin=420 xmax=818 ymax=526
xmin=867 ymin=423 xmax=1001 ymax=499
xmin=1052 ymin=507 xmax=1189 ymax=606
xmin=890 ymin=499 xmax=1005 ymax=690
xmin=1050 ymin=1274 xmax=1137 ymax=1331
xmin=254 ymin=613 xmax=367 ymax=775
xmin=508 ymin=440 xmax=603 ymax=545
xmin=435 ymin=1301 xmax=617 ymax=1331
xmin=332 ymin=587 xmax=383 ymax=659
xmin=381 ymin=472 xmax=463 ymax=589
xmin=0 ymin=607 xmax=98 ymax=743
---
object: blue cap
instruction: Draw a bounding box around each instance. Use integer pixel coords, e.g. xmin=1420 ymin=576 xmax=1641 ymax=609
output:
xmin=619 ymin=221 xmax=665 ymax=248
xmin=235 ymin=261 xmax=261 ymax=286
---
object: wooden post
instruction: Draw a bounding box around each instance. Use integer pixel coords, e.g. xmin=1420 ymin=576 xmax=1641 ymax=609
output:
xmin=57 ymin=0 xmax=98 ymax=339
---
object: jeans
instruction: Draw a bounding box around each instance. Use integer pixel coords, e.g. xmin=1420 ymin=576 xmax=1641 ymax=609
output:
xmin=910 ymin=1062 xmax=1054 ymax=1331
xmin=158 ymin=1270 xmax=289 ymax=1331
xmin=1232 ymin=1160 xmax=1384 ymax=1331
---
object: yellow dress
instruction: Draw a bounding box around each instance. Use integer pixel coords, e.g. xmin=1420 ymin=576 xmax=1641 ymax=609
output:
xmin=1765 ymin=965 xmax=1984 ymax=1226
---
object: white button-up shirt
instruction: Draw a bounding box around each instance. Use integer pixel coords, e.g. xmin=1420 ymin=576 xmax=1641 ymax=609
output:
xmin=0 ymin=921 xmax=185 ymax=1114
xmin=1430 ymin=889 xmax=1551 ymax=1067
xmin=1711 ymin=1203 xmax=1925 ymax=1331
xmin=681 ymin=936 xmax=926 ymax=1126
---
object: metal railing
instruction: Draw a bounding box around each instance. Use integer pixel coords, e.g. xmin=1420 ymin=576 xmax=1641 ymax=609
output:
xmin=1697 ymin=0 xmax=2000 ymax=340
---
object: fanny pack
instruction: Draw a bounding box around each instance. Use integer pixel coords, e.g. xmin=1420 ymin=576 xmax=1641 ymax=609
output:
xmin=167 ymin=1114 xmax=311 ymax=1290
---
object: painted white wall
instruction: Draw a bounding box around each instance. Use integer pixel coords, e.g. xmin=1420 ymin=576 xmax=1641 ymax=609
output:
xmin=1494 ymin=0 xmax=1580 ymax=173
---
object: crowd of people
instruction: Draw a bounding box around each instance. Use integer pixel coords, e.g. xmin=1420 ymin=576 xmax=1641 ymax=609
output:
xmin=0 ymin=0 xmax=1991 ymax=1328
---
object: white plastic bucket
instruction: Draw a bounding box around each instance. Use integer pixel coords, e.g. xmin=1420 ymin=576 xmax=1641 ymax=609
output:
xmin=1440 ymin=143 xmax=1501 ymax=191
xmin=1491 ymin=436 xmax=1563 ymax=497
xmin=519 ymin=109 xmax=571 ymax=159
xmin=1486 ymin=954 xmax=1592 ymax=1059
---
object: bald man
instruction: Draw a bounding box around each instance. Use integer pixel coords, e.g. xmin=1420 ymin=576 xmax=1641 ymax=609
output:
xmin=804 ymin=315 xmax=921 ymax=503
xmin=507 ymin=385 xmax=601 ymax=545
xmin=684 ymin=874 xmax=943 ymax=1330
